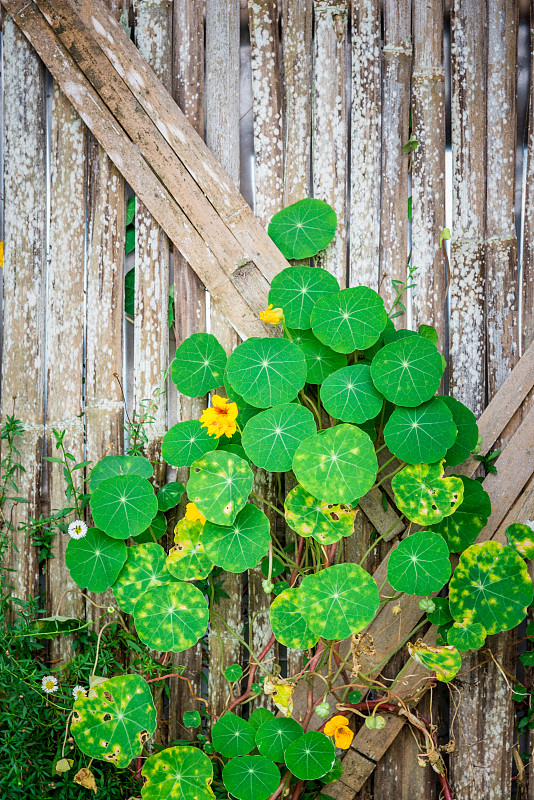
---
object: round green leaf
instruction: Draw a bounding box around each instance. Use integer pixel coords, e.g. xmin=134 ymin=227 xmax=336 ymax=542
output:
xmin=270 ymin=588 xmax=320 ymax=649
xmin=89 ymin=455 xmax=153 ymax=492
xmin=387 ymin=531 xmax=451 ymax=596
xmin=506 ymin=523 xmax=534 ymax=560
xmin=284 ymin=484 xmax=356 ymax=545
xmin=166 ymin=518 xmax=213 ymax=580
xmin=157 ymin=482 xmax=185 ymax=512
xmin=183 ymin=710 xmax=201 ymax=727
xmin=256 ymin=717 xmax=303 ymax=763
xmin=188 ymin=450 xmax=253 ymax=525
xmin=268 ymin=198 xmax=337 ymax=259
xmin=224 ymin=664 xmax=243 ymax=682
xmin=218 ymin=442 xmax=250 ymax=463
xmin=447 ymin=621 xmax=487 ymax=651
xmin=407 ymin=641 xmax=462 ymax=683
xmin=171 ymin=332 xmax=227 ymax=397
xmin=430 ymin=476 xmax=491 ymax=553
xmin=320 ymin=364 xmax=384 ymax=423
xmin=384 ymin=398 xmax=457 ymax=464
xmin=292 ymin=424 xmax=377 ymax=504
xmin=449 ymin=541 xmax=533 ymax=634
xmin=284 ymin=731 xmax=335 ymax=780
xmin=133 ymin=510 xmax=168 ymax=544
xmin=203 ymin=503 xmax=270 ymax=572
xmin=392 ymin=461 xmax=464 ymax=526
xmin=90 ymin=474 xmax=158 ymax=540
xmin=311 ymin=287 xmax=387 ymax=353
xmin=223 ymin=755 xmax=280 ymax=800
xmin=212 ymin=713 xmax=256 ymax=757
xmin=72 ymin=674 xmax=156 ymax=767
xmin=112 ymin=542 xmax=174 ymax=613
xmin=269 ymin=266 xmax=339 ymax=328
xmin=226 ymin=338 xmax=307 ymax=408
xmin=299 ymin=563 xmax=379 ymax=640
xmin=241 ymin=403 xmax=316 ymax=471
xmin=248 ymin=709 xmax=274 ymax=731
xmin=162 ymin=420 xmax=217 ymax=468
xmin=66 ymin=528 xmax=127 ymax=593
xmin=426 ymin=597 xmax=452 ymax=626
xmin=141 ymin=746 xmax=214 ymax=800
xmin=224 ymin=371 xmax=262 ymax=427
xmin=288 ymin=328 xmax=347 ymax=384
xmin=370 ymin=334 xmax=444 ymax=406
xmin=134 ymin=581 xmax=208 ymax=652
xmin=440 ymin=396 xmax=479 ymax=466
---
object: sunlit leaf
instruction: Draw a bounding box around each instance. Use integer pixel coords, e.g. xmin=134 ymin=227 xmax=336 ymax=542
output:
xmin=270 ymin=588 xmax=319 ymax=649
xmin=311 ymin=287 xmax=387 ymax=354
xmin=284 ymin=484 xmax=356 ymax=545
xmin=269 ymin=265 xmax=339 ymax=328
xmin=268 ymin=198 xmax=337 ymax=259
xmin=506 ymin=522 xmax=534 ymax=560
xmin=226 ymin=338 xmax=307 ymax=408
xmin=429 ymin=476 xmax=490 ymax=553
xmin=370 ymin=334 xmax=444 ymax=406
xmin=171 ymin=333 xmax=227 ymax=397
xmin=141 ymin=745 xmax=214 ymax=800
xmin=212 ymin=713 xmax=256 ymax=758
xmin=387 ymin=531 xmax=451 ymax=596
xmin=188 ymin=451 xmax=254 ymax=525
xmin=241 ymin=403 xmax=316 ymax=471
xmin=166 ymin=518 xmax=213 ymax=581
xmin=392 ymin=461 xmax=463 ymax=526
xmin=112 ymin=542 xmax=174 ymax=613
xmin=134 ymin=581 xmax=208 ymax=652
xmin=202 ymin=503 xmax=270 ymax=572
xmin=66 ymin=527 xmax=127 ymax=593
xmin=162 ymin=420 xmax=217 ymax=468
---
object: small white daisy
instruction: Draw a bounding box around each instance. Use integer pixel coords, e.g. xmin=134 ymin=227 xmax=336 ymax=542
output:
xmin=72 ymin=685 xmax=87 ymax=700
xmin=42 ymin=675 xmax=58 ymax=694
xmin=68 ymin=519 xmax=87 ymax=540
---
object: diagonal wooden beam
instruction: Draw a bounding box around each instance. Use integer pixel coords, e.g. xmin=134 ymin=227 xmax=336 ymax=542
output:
xmin=1 ymin=0 xmax=290 ymax=339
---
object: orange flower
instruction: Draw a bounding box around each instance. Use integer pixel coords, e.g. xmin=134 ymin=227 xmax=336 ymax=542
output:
xmin=199 ymin=394 xmax=238 ymax=438
xmin=260 ymin=304 xmax=284 ymax=324
xmin=184 ymin=502 xmax=206 ymax=524
xmin=324 ymin=714 xmax=354 ymax=749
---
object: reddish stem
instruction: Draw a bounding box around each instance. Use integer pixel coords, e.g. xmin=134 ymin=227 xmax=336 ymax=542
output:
xmin=227 ymin=633 xmax=276 ymax=713
xmin=325 ymin=542 xmax=338 ymax=567
xmin=289 ymin=537 xmax=305 ymax=587
xmin=438 ymin=772 xmax=454 ymax=800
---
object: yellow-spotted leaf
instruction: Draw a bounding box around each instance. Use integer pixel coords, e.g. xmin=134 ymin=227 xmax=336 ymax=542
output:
xmin=407 ymin=640 xmax=461 ymax=682
xmin=187 ymin=451 xmax=254 ymax=525
xmin=202 ymin=503 xmax=270 ymax=573
xmin=506 ymin=523 xmax=534 ymax=560
xmin=284 ymin=484 xmax=357 ymax=545
xmin=141 ymin=746 xmax=215 ymax=800
xmin=270 ymin=588 xmax=319 ymax=649
xmin=166 ymin=518 xmax=213 ymax=581
xmin=447 ymin=621 xmax=487 ymax=651
xmin=112 ymin=543 xmax=174 ymax=613
xmin=449 ymin=541 xmax=533 ymax=635
xmin=134 ymin=581 xmax=208 ymax=652
xmin=71 ymin=674 xmax=156 ymax=767
xmin=392 ymin=461 xmax=463 ymax=526
xmin=429 ymin=476 xmax=491 ymax=553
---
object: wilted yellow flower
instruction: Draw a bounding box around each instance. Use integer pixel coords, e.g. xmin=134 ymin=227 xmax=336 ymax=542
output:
xmin=324 ymin=714 xmax=354 ymax=749
xmin=263 ymin=676 xmax=294 ymax=717
xmin=260 ymin=304 xmax=284 ymax=324
xmin=199 ymin=395 xmax=238 ymax=438
xmin=185 ymin=502 xmax=206 ymax=524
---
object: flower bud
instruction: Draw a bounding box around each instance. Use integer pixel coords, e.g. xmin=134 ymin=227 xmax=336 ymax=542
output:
xmin=315 ymin=701 xmax=330 ymax=718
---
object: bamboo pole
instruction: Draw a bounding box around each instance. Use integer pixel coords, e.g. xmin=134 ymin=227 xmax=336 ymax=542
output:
xmin=349 ymin=0 xmax=381 ymax=290
xmin=378 ymin=0 xmax=411 ymax=320
xmin=1 ymin=15 xmax=47 ymax=609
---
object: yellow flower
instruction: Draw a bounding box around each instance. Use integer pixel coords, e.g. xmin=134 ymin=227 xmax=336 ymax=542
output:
xmin=184 ymin=502 xmax=206 ymax=524
xmin=260 ymin=304 xmax=284 ymax=324
xmin=199 ymin=395 xmax=238 ymax=438
xmin=324 ymin=714 xmax=354 ymax=749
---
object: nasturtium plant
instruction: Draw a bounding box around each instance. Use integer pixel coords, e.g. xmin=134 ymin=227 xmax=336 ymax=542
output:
xmin=202 ymin=503 xmax=270 ymax=572
xmin=162 ymin=420 xmax=217 ymax=468
xmin=449 ymin=541 xmax=533 ymax=634
xmin=447 ymin=621 xmax=487 ymax=651
xmin=320 ymin=364 xmax=383 ymax=423
xmin=506 ymin=522 xmax=534 ymax=560
xmin=269 ymin=265 xmax=339 ymax=327
xmin=426 ymin=597 xmax=453 ymax=626
xmin=133 ymin=510 xmax=167 ymax=544
xmin=407 ymin=641 xmax=462 ymax=683
xmin=71 ymin=674 xmax=156 ymax=767
xmin=249 ymin=708 xmax=275 ymax=730
xmin=141 ymin=746 xmax=214 ymax=799
xmin=166 ymin=518 xmax=212 ymax=580
xmin=241 ymin=402 xmax=316 ymax=471
xmin=212 ymin=713 xmax=256 ymax=757
xmin=134 ymin=581 xmax=208 ymax=652
xmin=226 ymin=337 xmax=307 ymax=408
xmin=440 ymin=395 xmax=479 ymax=466
xmin=267 ymin=198 xmax=337 ymax=259
xmin=387 ymin=531 xmax=451 ymax=596
xmin=311 ymin=286 xmax=387 ymax=353
xmin=270 ymin=588 xmax=319 ymax=650
xmin=187 ymin=450 xmax=253 ymax=525
xmin=284 ymin=484 xmax=357 ymax=544
xmin=157 ymin=481 xmax=185 ymax=511
xmin=384 ymin=397 xmax=457 ymax=464
xmin=171 ymin=332 xmax=227 ymax=397
xmin=65 ymin=528 xmax=127 ymax=593
xmin=89 ymin=454 xmax=153 ymax=492
xmin=284 ymin=731 xmax=335 ymax=780
xmin=90 ymin=474 xmax=158 ymax=539
xmin=429 ymin=476 xmax=491 ymax=553
xmin=255 ymin=717 xmax=303 ymax=763
xmin=222 ymin=755 xmax=280 ymax=800
xmin=392 ymin=461 xmax=463 ymax=526
xmin=112 ymin=542 xmax=174 ymax=613
xmin=370 ymin=334 xmax=444 ymax=406
xmin=293 ymin=424 xmax=377 ymax=504
xmin=287 ymin=328 xmax=347 ymax=384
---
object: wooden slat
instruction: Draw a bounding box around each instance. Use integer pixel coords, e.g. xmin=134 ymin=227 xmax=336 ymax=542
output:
xmin=411 ymin=0 xmax=446 ymax=343
xmin=349 ymin=0 xmax=381 ymax=290
xmin=358 ymin=488 xmax=404 ymax=541
xmin=3 ymin=0 xmax=279 ymax=339
xmin=523 ymin=0 xmax=534 ymax=354
xmin=132 ymin=0 xmax=171 ymax=488
xmin=168 ymin=0 xmax=206 ymax=743
xmin=378 ymin=0 xmax=411 ymax=321
xmin=45 ymin=81 xmax=86 ymax=660
xmin=281 ymin=0 xmax=312 ymax=206
xmin=1 ymin=14 xmax=47 ymax=608
xmin=449 ymin=0 xmax=487 ymax=417
xmin=313 ymin=0 xmax=348 ymax=285
xmin=205 ymin=0 xmax=243 ymax=719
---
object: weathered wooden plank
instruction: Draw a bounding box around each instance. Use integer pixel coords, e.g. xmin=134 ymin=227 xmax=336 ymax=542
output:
xmin=168 ymin=0 xmax=206 ymax=742
xmin=313 ymin=0 xmax=348 ymax=285
xmin=449 ymin=0 xmax=487 ymax=417
xmin=3 ymin=0 xmax=276 ymax=339
xmin=411 ymin=0 xmax=446 ymax=343
xmin=1 ymin=14 xmax=47 ymax=607
xmin=358 ymin=488 xmax=404 ymax=541
xmin=45 ymin=81 xmax=86 ymax=661
xmin=523 ymin=0 xmax=534 ymax=354
xmin=349 ymin=0 xmax=381 ymax=290
xmin=132 ymin=0 xmax=171 ymax=489
xmin=281 ymin=0 xmax=312 ymax=206
xmin=205 ymin=0 xmax=243 ymax=719
xmin=378 ymin=0 xmax=411 ymax=321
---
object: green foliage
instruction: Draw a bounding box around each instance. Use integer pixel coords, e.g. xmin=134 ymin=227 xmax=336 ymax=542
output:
xmin=392 ymin=461 xmax=463 ymax=526
xmin=269 ymin=588 xmax=319 ymax=649
xmin=157 ymin=481 xmax=186 ymax=511
xmin=222 ymin=755 xmax=280 ymax=800
xmin=284 ymin=485 xmax=356 ymax=544
xmin=267 ymin=198 xmax=337 ymax=259
xmin=188 ymin=451 xmax=253 ymax=525
xmin=255 ymin=717 xmax=303 ymax=762
xmin=310 ymin=286 xmax=387 ymax=353
xmin=132 ymin=510 xmax=168 ymax=544
xmin=384 ymin=398 xmax=457 ymax=464
xmin=387 ymin=531 xmax=451 ymax=596
xmin=269 ymin=265 xmax=339 ymax=327
xmin=167 ymin=518 xmax=213 ymax=580
xmin=284 ymin=731 xmax=335 ymax=779
xmin=447 ymin=621 xmax=486 ymax=651
xmin=241 ymin=403 xmax=316 ymax=471
xmin=226 ymin=337 xmax=307 ymax=408
xmin=112 ymin=542 xmax=174 ymax=613
xmin=134 ymin=581 xmax=208 ymax=652
xmin=407 ymin=641 xmax=462 ymax=682
xmin=370 ymin=334 xmax=443 ymax=406
xmin=429 ymin=476 xmax=490 ymax=553
xmin=65 ymin=528 xmax=127 ymax=593
xmin=89 ymin=454 xmax=153 ymax=492
xmin=162 ymin=420 xmax=218 ymax=467
xmin=203 ymin=503 xmax=270 ymax=572
xmin=506 ymin=523 xmax=534 ymax=560
xmin=288 ymin=328 xmax=347 ymax=384
xmin=171 ymin=333 xmax=227 ymax=398
xmin=212 ymin=713 xmax=256 ymax=757
xmin=320 ymin=364 xmax=383 ymax=423
xmin=90 ymin=474 xmax=158 ymax=539
xmin=141 ymin=746 xmax=214 ymax=800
